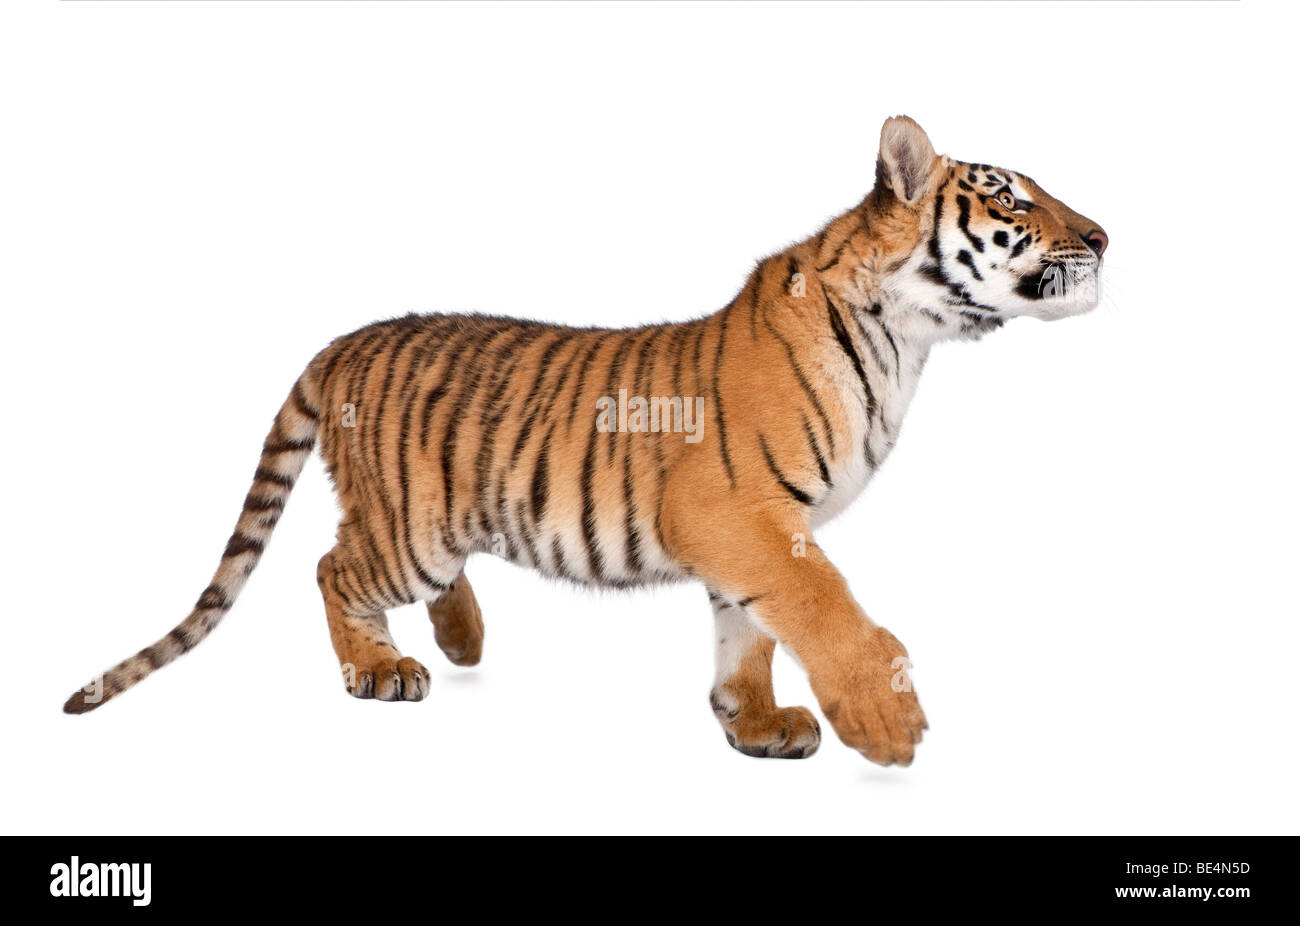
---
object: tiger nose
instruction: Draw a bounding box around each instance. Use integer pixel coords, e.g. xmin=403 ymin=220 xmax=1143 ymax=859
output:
xmin=1081 ymin=228 xmax=1108 ymax=257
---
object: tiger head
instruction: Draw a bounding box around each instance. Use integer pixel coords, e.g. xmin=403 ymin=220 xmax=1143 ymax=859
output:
xmin=872 ymin=115 xmax=1106 ymax=331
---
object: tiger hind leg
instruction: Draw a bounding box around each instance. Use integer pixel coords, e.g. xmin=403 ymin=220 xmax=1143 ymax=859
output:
xmin=709 ymin=593 xmax=821 ymax=759
xmin=316 ymin=547 xmax=431 ymax=701
xmin=425 ymin=572 xmax=484 ymax=667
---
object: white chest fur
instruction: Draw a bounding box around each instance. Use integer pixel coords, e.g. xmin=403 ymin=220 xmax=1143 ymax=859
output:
xmin=810 ymin=324 xmax=929 ymax=528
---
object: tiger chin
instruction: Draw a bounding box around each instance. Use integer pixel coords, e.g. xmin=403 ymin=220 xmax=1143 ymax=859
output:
xmin=64 ymin=116 xmax=1106 ymax=768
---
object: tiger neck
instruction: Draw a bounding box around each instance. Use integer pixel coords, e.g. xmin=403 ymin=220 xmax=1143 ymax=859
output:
xmin=825 ymin=286 xmax=933 ymax=462
xmin=721 ymin=245 xmax=936 ymax=523
xmin=718 ymin=199 xmax=1000 ymax=518
xmin=802 ymin=206 xmax=940 ymax=437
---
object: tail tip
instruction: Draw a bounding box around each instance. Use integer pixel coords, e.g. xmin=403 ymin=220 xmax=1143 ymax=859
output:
xmin=63 ymin=689 xmax=102 ymax=715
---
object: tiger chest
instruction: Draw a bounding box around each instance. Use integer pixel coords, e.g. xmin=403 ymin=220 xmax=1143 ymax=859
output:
xmin=810 ymin=348 xmax=925 ymax=528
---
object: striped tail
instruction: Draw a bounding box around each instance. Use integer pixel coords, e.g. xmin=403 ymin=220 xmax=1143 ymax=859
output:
xmin=63 ymin=376 xmax=322 ymax=714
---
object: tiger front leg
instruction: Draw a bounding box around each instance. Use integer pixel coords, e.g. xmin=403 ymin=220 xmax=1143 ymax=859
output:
xmin=670 ymin=503 xmax=927 ymax=766
xmin=709 ymin=593 xmax=821 ymax=759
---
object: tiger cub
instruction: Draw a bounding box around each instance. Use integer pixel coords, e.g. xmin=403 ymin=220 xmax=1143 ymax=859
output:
xmin=64 ymin=116 xmax=1106 ymax=767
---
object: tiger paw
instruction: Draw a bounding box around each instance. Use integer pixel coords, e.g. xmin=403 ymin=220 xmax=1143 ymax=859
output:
xmin=342 ymin=656 xmax=431 ymax=702
xmin=713 ymin=700 xmax=821 ymax=759
xmin=814 ymin=627 xmax=927 ymax=766
xmin=426 ymin=577 xmax=485 ymax=667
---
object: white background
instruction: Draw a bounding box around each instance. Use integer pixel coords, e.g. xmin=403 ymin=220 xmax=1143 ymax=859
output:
xmin=2 ymin=1 xmax=1296 ymax=835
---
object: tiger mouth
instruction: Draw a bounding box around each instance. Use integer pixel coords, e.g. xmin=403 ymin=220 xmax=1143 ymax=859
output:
xmin=1014 ymin=260 xmax=1099 ymax=302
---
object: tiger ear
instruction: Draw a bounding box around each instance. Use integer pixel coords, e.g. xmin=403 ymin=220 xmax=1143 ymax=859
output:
xmin=877 ymin=115 xmax=939 ymax=206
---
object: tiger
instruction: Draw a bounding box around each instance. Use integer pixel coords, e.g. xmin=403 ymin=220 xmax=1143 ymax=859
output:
xmin=63 ymin=115 xmax=1107 ymax=767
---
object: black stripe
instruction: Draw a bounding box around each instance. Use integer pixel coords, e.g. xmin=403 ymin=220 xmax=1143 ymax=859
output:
xmin=689 ymin=318 xmax=707 ymax=398
xmin=531 ymin=334 xmax=588 ymax=422
xmin=195 ymin=584 xmax=232 ymax=612
xmin=579 ymin=336 xmax=616 ymax=581
xmin=763 ymin=314 xmax=837 ymax=455
xmin=360 ymin=524 xmax=406 ymax=606
xmin=955 ymin=249 xmax=984 ymax=282
xmin=514 ymin=499 xmax=541 ymax=567
xmin=417 ymin=384 xmax=450 ymax=450
xmin=531 ymin=421 xmax=554 ymax=522
xmin=954 ymin=194 xmax=986 ymax=253
xmin=815 ymin=213 xmax=867 ymax=274
xmin=620 ymin=330 xmax=657 ymax=579
xmin=711 ymin=315 xmax=736 ymax=486
xmin=750 ymin=262 xmax=769 ymax=341
xmin=928 ymin=197 xmax=943 ymax=262
xmin=621 ymin=328 xmax=663 ymax=575
xmin=567 ymin=335 xmax=610 ymax=439
xmin=223 ymin=532 xmax=264 ymax=559
xmin=253 ymin=467 xmax=295 ymax=488
xmin=347 ymin=327 xmax=399 ymax=431
xmin=346 ymin=531 xmax=386 ymax=607
xmin=825 ymin=292 xmax=876 ymax=413
xmin=336 ymin=570 xmax=372 ymax=613
xmin=509 ymin=330 xmax=580 ymax=467
xmin=802 ymin=416 xmax=831 ymax=486
xmin=169 ymin=627 xmax=196 ymax=652
xmin=243 ymin=493 xmax=285 ymax=513
xmin=603 ymin=333 xmax=638 ymax=466
xmin=815 ymin=237 xmax=849 ymax=273
xmin=848 ymin=307 xmax=889 ymax=374
xmin=639 ymin=325 xmax=670 ymax=558
xmin=315 ymin=339 xmax=352 ymax=404
xmin=857 ymin=310 xmax=901 ymax=381
xmin=492 ymin=469 xmax=512 ymax=551
xmin=580 ymin=414 xmax=607 ymax=582
xmin=290 ymin=380 xmax=320 ymax=421
xmin=621 ymin=434 xmax=645 ymax=577
xmin=550 ymin=536 xmax=576 ymax=583
xmin=262 ymin=437 xmax=314 ymax=455
xmin=758 ymin=435 xmax=814 ymax=506
xmin=669 ymin=321 xmax=690 ymax=402
xmin=594 ymin=325 xmax=648 ymax=573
